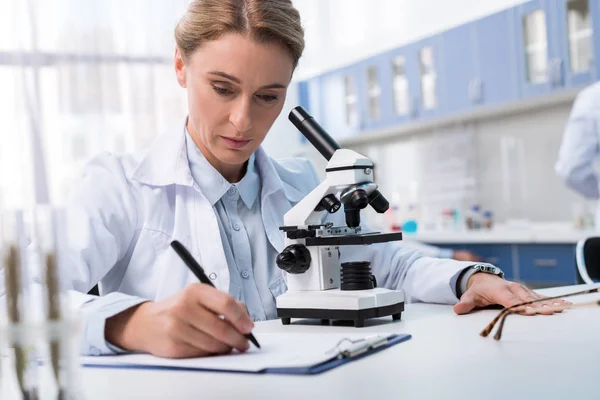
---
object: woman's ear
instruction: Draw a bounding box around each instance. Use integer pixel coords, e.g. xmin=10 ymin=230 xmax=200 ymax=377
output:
xmin=174 ymin=48 xmax=187 ymax=88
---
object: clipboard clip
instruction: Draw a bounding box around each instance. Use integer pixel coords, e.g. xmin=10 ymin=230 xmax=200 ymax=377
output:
xmin=328 ymin=334 xmax=396 ymax=359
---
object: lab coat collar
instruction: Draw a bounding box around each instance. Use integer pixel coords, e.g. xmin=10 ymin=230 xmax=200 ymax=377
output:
xmin=131 ymin=119 xmax=194 ymax=187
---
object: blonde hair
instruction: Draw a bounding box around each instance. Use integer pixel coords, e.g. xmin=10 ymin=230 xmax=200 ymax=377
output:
xmin=175 ymin=0 xmax=305 ymax=69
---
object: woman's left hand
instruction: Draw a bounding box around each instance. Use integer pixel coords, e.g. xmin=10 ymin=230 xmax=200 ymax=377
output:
xmin=453 ymin=273 xmax=570 ymax=315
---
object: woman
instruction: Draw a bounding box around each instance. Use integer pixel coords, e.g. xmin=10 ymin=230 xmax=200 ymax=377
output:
xmin=63 ymin=0 xmax=560 ymax=359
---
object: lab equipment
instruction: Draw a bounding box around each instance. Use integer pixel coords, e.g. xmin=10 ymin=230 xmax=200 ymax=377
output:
xmin=170 ymin=240 xmax=261 ymax=349
xmin=402 ymin=204 xmax=419 ymax=233
xmin=1 ymin=210 xmax=38 ymax=400
xmin=34 ymin=206 xmax=84 ymax=400
xmin=482 ymin=210 xmax=494 ymax=230
xmin=275 ymin=106 xmax=405 ymax=327
xmin=465 ymin=204 xmax=482 ymax=230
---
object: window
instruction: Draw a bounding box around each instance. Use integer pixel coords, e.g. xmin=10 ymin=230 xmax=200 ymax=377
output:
xmin=522 ymin=9 xmax=548 ymax=83
xmin=70 ymin=133 xmax=87 ymax=161
xmin=344 ymin=75 xmax=358 ymax=126
xmin=392 ymin=56 xmax=409 ymax=115
xmin=419 ymin=47 xmax=436 ymax=109
xmin=367 ymin=66 xmax=381 ymax=120
xmin=58 ymin=63 xmax=122 ymax=114
xmin=567 ymin=0 xmax=593 ymax=73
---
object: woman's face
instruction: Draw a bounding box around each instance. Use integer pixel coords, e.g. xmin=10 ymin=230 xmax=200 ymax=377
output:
xmin=175 ymin=33 xmax=294 ymax=170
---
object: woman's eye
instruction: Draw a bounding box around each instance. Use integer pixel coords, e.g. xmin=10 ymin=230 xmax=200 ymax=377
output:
xmin=257 ymin=94 xmax=278 ymax=103
xmin=213 ymin=86 xmax=233 ymax=96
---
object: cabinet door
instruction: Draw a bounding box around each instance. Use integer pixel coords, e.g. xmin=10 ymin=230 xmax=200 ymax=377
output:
xmin=409 ymin=35 xmax=445 ymax=120
xmin=386 ymin=47 xmax=421 ymax=126
xmin=517 ymin=244 xmax=577 ymax=285
xmin=359 ymin=55 xmax=391 ymax=132
xmin=554 ymin=0 xmax=597 ymax=88
xmin=514 ymin=0 xmax=562 ymax=97
xmin=442 ymin=24 xmax=477 ymax=113
xmin=474 ymin=10 xmax=520 ymax=106
xmin=319 ymin=67 xmax=363 ymax=140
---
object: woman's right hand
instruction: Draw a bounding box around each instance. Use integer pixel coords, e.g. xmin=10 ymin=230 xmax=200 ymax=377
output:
xmin=105 ymin=283 xmax=254 ymax=358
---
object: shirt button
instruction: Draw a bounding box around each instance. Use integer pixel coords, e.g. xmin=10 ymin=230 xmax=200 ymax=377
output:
xmin=241 ymin=270 xmax=250 ymax=279
xmin=233 ymin=223 xmax=241 ymax=231
xmin=209 ymin=272 xmax=217 ymax=280
xmin=228 ymin=187 xmax=236 ymax=195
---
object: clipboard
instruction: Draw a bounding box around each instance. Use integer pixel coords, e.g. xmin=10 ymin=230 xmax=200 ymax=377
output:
xmin=82 ymin=333 xmax=411 ymax=376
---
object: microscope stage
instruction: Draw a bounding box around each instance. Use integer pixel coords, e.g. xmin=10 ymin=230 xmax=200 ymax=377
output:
xmin=276 ymin=288 xmax=404 ymax=327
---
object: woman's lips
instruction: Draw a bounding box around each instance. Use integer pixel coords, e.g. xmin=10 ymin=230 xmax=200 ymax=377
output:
xmin=221 ymin=136 xmax=251 ymax=149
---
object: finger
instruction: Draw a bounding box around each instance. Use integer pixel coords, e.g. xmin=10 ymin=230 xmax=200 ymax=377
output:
xmin=182 ymin=305 xmax=250 ymax=352
xmin=512 ymin=285 xmax=554 ymax=315
xmin=188 ymin=284 xmax=254 ymax=334
xmin=167 ymin=317 xmax=235 ymax=356
xmin=156 ymin=338 xmax=208 ymax=359
xmin=453 ymin=291 xmax=478 ymax=315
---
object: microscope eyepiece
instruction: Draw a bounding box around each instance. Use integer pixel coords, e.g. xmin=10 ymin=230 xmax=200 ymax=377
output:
xmin=289 ymin=106 xmax=341 ymax=161
xmin=315 ymin=194 xmax=341 ymax=213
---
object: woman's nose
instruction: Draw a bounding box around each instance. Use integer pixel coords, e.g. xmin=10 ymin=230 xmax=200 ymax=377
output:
xmin=229 ymin=98 xmax=253 ymax=133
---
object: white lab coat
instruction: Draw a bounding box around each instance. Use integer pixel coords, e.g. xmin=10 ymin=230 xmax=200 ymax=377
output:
xmin=556 ymin=82 xmax=600 ymax=225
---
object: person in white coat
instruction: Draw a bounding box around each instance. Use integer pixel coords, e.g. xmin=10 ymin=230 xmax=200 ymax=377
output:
xmin=556 ymin=81 xmax=600 ymax=227
xmin=47 ymin=0 xmax=562 ymax=359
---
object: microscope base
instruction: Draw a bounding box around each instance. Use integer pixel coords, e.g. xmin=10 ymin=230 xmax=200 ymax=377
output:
xmin=276 ymin=288 xmax=404 ymax=328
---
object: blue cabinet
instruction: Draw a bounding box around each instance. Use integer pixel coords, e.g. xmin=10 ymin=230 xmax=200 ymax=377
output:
xmin=424 ymin=242 xmax=577 ymax=286
xmin=517 ymin=244 xmax=577 ymax=285
xmin=473 ymin=10 xmax=520 ymax=106
xmin=298 ymin=0 xmax=600 ymax=141
xmin=442 ymin=24 xmax=476 ymax=113
xmin=553 ymin=0 xmax=599 ymax=89
xmin=514 ymin=0 xmax=562 ymax=97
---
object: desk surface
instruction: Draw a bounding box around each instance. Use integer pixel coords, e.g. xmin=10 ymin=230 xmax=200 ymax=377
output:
xmin=4 ymin=285 xmax=599 ymax=400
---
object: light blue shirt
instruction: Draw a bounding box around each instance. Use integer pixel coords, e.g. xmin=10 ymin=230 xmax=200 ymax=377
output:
xmin=185 ymin=131 xmax=279 ymax=321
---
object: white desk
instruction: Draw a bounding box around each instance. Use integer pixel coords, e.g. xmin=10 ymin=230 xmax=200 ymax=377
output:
xmin=4 ymin=284 xmax=599 ymax=400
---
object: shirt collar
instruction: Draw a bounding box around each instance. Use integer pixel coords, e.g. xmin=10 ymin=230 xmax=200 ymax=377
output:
xmin=185 ymin=129 xmax=259 ymax=209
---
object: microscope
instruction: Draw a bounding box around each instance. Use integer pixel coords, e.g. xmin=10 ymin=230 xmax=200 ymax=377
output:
xmin=275 ymin=106 xmax=405 ymax=327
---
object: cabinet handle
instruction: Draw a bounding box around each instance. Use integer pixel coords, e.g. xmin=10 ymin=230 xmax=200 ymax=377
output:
xmin=549 ymin=58 xmax=564 ymax=88
xmin=533 ymin=259 xmax=558 ymax=268
xmin=469 ymin=78 xmax=483 ymax=104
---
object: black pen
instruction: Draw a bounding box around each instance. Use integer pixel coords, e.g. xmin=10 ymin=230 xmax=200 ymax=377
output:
xmin=170 ymin=240 xmax=261 ymax=349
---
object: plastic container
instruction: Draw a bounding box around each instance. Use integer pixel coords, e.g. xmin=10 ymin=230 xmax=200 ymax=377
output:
xmin=482 ymin=210 xmax=494 ymax=230
xmin=402 ymin=204 xmax=419 ymax=233
xmin=465 ymin=205 xmax=482 ymax=230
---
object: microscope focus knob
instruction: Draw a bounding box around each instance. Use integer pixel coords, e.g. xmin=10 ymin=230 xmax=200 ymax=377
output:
xmin=276 ymin=244 xmax=311 ymax=274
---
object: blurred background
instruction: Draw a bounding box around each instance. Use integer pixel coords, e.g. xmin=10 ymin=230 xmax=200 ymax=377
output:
xmin=1 ymin=0 xmax=599 ymax=286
